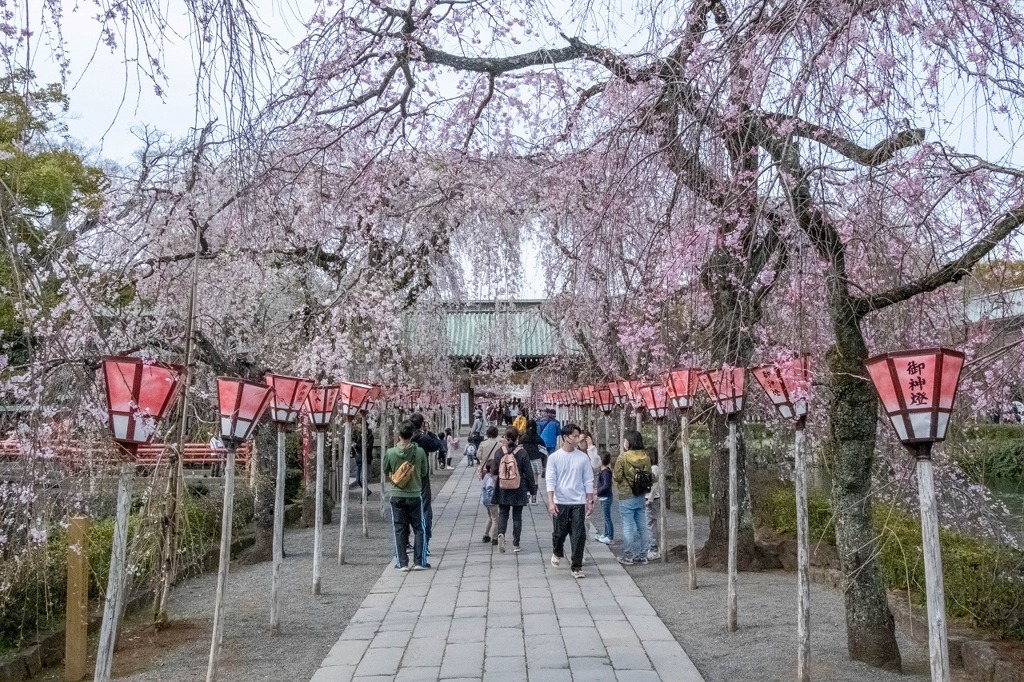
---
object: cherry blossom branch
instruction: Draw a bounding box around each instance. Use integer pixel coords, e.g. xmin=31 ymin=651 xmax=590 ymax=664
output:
xmin=854 ymin=204 xmax=1024 ymax=315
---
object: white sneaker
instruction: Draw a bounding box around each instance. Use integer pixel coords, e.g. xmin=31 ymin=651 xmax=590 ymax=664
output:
xmin=595 ymin=535 xmax=611 ymax=545
xmin=647 ymin=551 xmax=661 ymax=560
xmin=497 ymin=534 xmax=506 ymax=553
xmin=550 ymin=554 xmax=560 ymax=568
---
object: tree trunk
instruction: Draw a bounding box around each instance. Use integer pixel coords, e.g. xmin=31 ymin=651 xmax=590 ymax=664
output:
xmin=696 ymin=257 xmax=772 ymax=570
xmin=826 ymin=294 xmax=903 ymax=671
xmin=244 ymin=423 xmax=276 ymax=564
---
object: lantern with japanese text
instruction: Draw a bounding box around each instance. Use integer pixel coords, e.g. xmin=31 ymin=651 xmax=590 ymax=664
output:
xmin=866 ymin=347 xmax=964 ymax=682
xmin=865 ymin=348 xmax=964 ymax=447
xmin=752 ymin=355 xmax=811 ymax=423
xmin=698 ymin=367 xmax=745 ymax=416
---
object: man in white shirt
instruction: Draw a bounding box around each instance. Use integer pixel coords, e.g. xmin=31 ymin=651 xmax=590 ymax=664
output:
xmin=545 ymin=423 xmax=594 ymax=579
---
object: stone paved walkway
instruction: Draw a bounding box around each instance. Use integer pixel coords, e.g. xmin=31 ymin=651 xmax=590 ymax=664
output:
xmin=310 ymin=462 xmax=704 ymax=682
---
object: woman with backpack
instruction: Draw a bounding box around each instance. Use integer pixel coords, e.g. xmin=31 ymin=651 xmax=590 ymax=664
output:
xmin=612 ymin=429 xmax=653 ymax=565
xmin=488 ymin=426 xmax=538 ymax=553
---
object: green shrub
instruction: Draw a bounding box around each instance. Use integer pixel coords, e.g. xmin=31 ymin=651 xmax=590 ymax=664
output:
xmin=0 ymin=483 xmax=256 ymax=653
xmin=759 ymin=485 xmax=1024 ymax=640
xmin=951 ymin=424 xmax=1024 ymax=483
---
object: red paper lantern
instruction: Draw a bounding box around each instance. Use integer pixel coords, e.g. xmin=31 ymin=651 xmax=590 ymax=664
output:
xmin=265 ymin=374 xmax=314 ymax=427
xmin=608 ymin=381 xmax=625 ymax=406
xmin=638 ymin=383 xmax=669 ymax=421
xmin=339 ymin=381 xmax=373 ymax=419
xmin=101 ymin=356 xmax=184 ymax=451
xmin=698 ymin=367 xmax=746 ymax=415
xmin=751 ymin=355 xmax=811 ymax=421
xmin=663 ymin=368 xmax=701 ymax=411
xmin=305 ymin=385 xmax=340 ymax=431
xmin=865 ymin=347 xmax=964 ymax=444
xmin=625 ymin=380 xmax=644 ymax=410
xmin=362 ymin=385 xmax=383 ymax=413
xmin=218 ymin=377 xmax=274 ymax=442
xmin=595 ymin=386 xmax=615 ymax=414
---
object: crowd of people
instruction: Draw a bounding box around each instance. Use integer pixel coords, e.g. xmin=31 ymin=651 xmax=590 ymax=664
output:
xmin=374 ymin=405 xmax=663 ymax=576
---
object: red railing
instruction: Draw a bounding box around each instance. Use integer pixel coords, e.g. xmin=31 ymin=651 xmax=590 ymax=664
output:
xmin=0 ymin=439 xmax=253 ymax=469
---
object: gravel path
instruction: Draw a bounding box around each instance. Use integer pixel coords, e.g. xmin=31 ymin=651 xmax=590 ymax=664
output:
xmin=620 ymin=501 xmax=933 ymax=681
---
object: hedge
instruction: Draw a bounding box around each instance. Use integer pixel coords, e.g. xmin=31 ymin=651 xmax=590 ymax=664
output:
xmin=759 ymin=485 xmax=1024 ymax=640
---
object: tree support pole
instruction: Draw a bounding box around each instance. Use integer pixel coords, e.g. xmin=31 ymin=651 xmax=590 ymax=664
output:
xmin=727 ymin=416 xmax=739 ymax=633
xmin=270 ymin=429 xmax=286 ymax=633
xmin=913 ymin=443 xmax=950 ymax=682
xmin=338 ymin=419 xmax=353 ymax=564
xmin=313 ymin=430 xmax=325 ymax=595
xmin=657 ymin=422 xmax=668 ymax=563
xmin=206 ymin=442 xmax=237 ymax=682
xmin=361 ymin=414 xmax=369 ymax=538
xmin=95 ymin=463 xmax=133 ymax=682
xmin=795 ymin=419 xmax=810 ymax=682
xmin=680 ymin=412 xmax=697 ymax=589
xmin=379 ymin=414 xmax=388 ymax=519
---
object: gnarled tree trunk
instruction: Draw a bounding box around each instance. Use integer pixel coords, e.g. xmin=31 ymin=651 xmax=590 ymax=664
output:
xmin=826 ymin=286 xmax=902 ymax=670
xmin=243 ymin=422 xmax=277 ymax=563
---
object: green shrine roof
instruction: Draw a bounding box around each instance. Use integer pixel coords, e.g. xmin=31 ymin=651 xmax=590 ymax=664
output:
xmin=443 ymin=301 xmax=580 ymax=359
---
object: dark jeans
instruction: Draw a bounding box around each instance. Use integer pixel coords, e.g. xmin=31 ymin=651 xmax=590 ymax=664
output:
xmin=552 ymin=503 xmax=587 ymax=571
xmin=600 ymin=497 xmax=614 ymax=540
xmin=390 ymin=496 xmax=427 ymax=568
xmin=422 ymin=484 xmax=433 ymax=545
xmin=497 ymin=505 xmax=524 ymax=545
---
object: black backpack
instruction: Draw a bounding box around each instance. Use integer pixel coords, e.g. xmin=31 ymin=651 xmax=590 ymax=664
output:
xmin=630 ymin=465 xmax=653 ymax=497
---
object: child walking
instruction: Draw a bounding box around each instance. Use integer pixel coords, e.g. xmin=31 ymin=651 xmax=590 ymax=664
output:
xmin=595 ymin=451 xmax=613 ymax=544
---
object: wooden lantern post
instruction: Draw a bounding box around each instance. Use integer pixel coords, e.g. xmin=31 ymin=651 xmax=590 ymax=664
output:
xmin=97 ymin=356 xmax=183 ymax=682
xmin=638 ymin=383 xmax=670 ymax=563
xmin=625 ymin=380 xmax=644 ymax=431
xmin=207 ymin=377 xmax=273 ymax=682
xmin=663 ymin=368 xmax=702 ymax=590
xmin=866 ymin=347 xmax=964 ymax=682
xmin=360 ymin=385 xmax=382 ymax=538
xmin=596 ymin=386 xmax=614 ymax=452
xmin=337 ymin=380 xmax=373 ymax=564
xmin=699 ymin=366 xmax=746 ymax=633
xmin=752 ymin=355 xmax=812 ymax=682
xmin=305 ymin=385 xmax=340 ymax=595
xmin=264 ymin=374 xmax=313 ymax=633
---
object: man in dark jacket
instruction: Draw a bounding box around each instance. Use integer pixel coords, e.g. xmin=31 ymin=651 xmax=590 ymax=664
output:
xmin=409 ymin=413 xmax=442 ymax=548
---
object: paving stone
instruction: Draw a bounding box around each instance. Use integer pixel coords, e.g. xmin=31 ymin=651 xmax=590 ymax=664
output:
xmin=561 ymin=627 xmax=605 ymax=657
xmin=568 ymin=656 xmax=617 ymax=681
xmin=322 ymin=639 xmax=371 ymax=667
xmin=353 ymin=647 xmax=403 ymax=677
xmin=527 ymin=668 xmax=572 ymax=682
xmin=402 ymin=636 xmax=446 ymax=668
xmin=606 ymin=645 xmax=653 ymax=670
xmin=439 ymin=641 xmax=485 ymax=678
